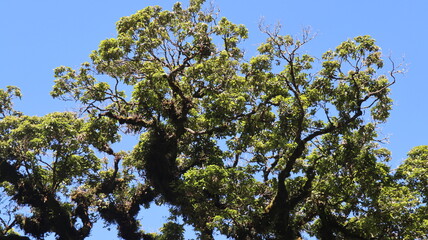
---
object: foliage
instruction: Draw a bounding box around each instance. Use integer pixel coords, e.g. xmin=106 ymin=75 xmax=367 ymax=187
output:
xmin=1 ymin=1 xmax=427 ymax=239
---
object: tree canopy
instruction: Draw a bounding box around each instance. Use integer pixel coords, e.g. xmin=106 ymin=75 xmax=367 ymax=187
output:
xmin=1 ymin=0 xmax=427 ymax=239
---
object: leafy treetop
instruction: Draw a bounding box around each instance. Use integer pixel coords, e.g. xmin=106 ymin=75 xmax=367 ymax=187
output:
xmin=1 ymin=1 xmax=427 ymax=239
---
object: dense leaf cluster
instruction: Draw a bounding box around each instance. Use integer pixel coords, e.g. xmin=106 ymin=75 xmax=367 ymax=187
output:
xmin=1 ymin=1 xmax=427 ymax=239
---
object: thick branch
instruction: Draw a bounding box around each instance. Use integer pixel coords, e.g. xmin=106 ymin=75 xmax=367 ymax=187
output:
xmin=100 ymin=111 xmax=153 ymax=127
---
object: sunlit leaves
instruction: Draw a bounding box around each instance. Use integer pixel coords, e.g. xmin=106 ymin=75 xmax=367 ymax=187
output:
xmin=0 ymin=112 xmax=100 ymax=187
xmin=396 ymin=146 xmax=428 ymax=202
xmin=0 ymin=86 xmax=22 ymax=118
xmin=2 ymin=0 xmax=423 ymax=239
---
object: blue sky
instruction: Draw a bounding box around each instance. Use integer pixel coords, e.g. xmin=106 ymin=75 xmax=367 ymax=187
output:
xmin=1 ymin=0 xmax=427 ymax=239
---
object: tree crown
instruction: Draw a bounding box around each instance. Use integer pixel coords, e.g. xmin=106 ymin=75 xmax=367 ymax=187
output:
xmin=1 ymin=1 xmax=426 ymax=239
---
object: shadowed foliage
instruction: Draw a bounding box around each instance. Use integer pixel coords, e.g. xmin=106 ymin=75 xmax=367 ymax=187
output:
xmin=1 ymin=1 xmax=427 ymax=239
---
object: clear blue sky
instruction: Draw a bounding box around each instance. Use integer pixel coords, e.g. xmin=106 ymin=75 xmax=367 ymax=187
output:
xmin=1 ymin=0 xmax=427 ymax=239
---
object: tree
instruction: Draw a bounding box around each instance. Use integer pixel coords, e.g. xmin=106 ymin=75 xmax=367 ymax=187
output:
xmin=1 ymin=0 xmax=427 ymax=239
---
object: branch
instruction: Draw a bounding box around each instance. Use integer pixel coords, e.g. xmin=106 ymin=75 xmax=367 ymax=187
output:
xmin=100 ymin=111 xmax=153 ymax=128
